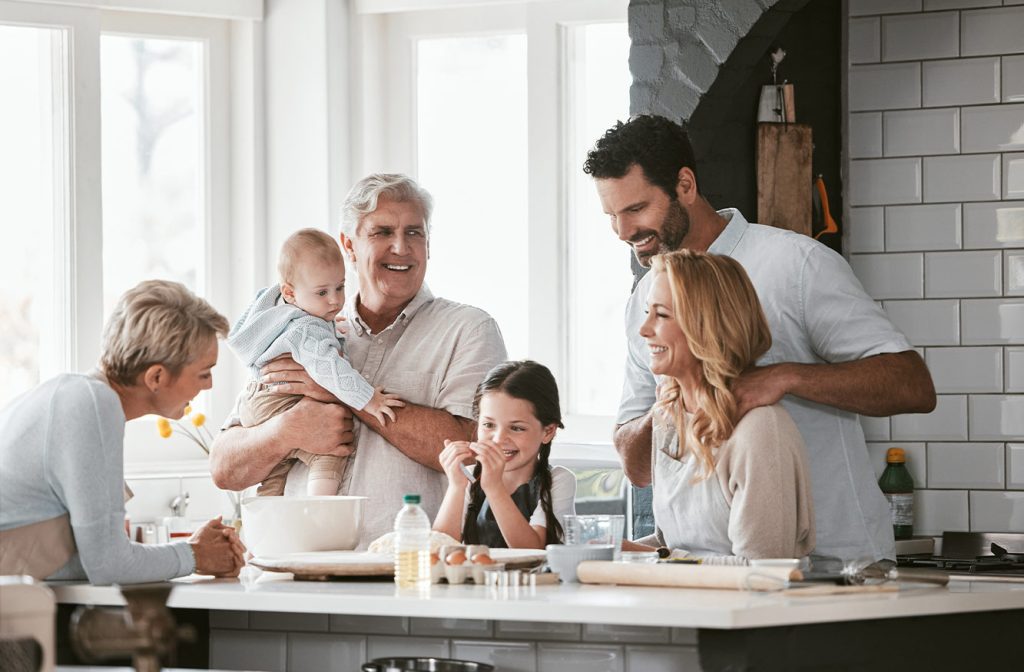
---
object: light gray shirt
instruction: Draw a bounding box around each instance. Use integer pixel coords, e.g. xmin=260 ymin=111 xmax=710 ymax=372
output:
xmin=0 ymin=374 xmax=195 ymax=584
xmin=228 ymin=285 xmax=507 ymax=548
xmin=620 ymin=209 xmax=913 ymax=562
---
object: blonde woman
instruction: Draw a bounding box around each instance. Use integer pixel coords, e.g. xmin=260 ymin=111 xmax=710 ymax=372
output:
xmin=0 ymin=280 xmax=245 ymax=584
xmin=639 ymin=250 xmax=815 ymax=563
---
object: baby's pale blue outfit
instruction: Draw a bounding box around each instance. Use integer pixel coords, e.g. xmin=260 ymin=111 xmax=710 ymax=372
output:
xmin=228 ymin=285 xmax=375 ymax=494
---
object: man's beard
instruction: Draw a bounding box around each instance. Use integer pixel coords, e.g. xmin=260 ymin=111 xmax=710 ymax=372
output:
xmin=636 ymin=199 xmax=690 ymax=267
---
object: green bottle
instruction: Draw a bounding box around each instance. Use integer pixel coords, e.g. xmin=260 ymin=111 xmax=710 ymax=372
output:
xmin=879 ymin=447 xmax=914 ymax=540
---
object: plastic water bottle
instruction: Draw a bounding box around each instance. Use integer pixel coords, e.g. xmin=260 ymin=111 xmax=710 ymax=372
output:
xmin=393 ymin=494 xmax=431 ymax=588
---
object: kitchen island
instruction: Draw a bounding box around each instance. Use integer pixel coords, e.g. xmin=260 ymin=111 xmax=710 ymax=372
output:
xmin=49 ymin=572 xmax=1024 ymax=671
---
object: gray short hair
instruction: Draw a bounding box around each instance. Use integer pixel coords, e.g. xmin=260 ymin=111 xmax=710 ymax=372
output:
xmin=340 ymin=173 xmax=434 ymax=238
xmin=100 ymin=280 xmax=229 ymax=386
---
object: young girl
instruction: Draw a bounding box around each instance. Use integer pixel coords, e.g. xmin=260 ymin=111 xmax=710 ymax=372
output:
xmin=433 ymin=360 xmax=576 ymax=549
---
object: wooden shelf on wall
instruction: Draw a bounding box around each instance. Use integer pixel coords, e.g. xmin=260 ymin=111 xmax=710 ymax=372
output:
xmin=756 ymin=123 xmax=812 ymax=236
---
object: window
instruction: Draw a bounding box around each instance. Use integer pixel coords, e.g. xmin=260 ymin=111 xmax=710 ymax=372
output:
xmin=0 ymin=2 xmax=236 ymax=469
xmin=0 ymin=23 xmax=65 ymax=408
xmin=357 ymin=0 xmax=629 ymax=444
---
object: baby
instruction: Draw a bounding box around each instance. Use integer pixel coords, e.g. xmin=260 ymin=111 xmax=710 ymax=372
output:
xmin=228 ymin=228 xmax=403 ymax=496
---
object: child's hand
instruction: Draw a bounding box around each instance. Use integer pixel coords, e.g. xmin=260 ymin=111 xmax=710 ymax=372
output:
xmin=471 ymin=439 xmax=508 ymax=494
xmin=334 ymin=314 xmax=349 ymax=337
xmin=365 ymin=387 xmax=405 ymax=425
xmin=440 ymin=439 xmax=476 ymax=489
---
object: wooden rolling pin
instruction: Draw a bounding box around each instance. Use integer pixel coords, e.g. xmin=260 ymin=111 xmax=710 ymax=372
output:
xmin=576 ymin=561 xmax=800 ymax=591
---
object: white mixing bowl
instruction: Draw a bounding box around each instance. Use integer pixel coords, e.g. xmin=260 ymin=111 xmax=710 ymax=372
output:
xmin=241 ymin=495 xmax=367 ymax=556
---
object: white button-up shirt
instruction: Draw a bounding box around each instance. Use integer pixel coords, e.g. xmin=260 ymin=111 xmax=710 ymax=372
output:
xmin=619 ymin=209 xmax=912 ymax=561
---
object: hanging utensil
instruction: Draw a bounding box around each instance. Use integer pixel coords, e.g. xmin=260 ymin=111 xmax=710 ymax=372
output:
xmin=813 ymin=174 xmax=838 ymax=240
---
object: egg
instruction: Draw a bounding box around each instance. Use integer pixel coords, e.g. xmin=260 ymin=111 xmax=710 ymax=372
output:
xmin=430 ymin=552 xmax=440 ymax=566
xmin=471 ymin=553 xmax=495 ymax=565
xmin=446 ymin=550 xmax=467 ymax=565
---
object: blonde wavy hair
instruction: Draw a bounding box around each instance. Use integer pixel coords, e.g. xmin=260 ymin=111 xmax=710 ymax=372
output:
xmin=652 ymin=250 xmax=772 ymax=479
xmin=100 ymin=280 xmax=229 ymax=387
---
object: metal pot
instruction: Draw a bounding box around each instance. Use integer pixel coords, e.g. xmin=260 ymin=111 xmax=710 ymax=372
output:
xmin=361 ymin=657 xmax=495 ymax=672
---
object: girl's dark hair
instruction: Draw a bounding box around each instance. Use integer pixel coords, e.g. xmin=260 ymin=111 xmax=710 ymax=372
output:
xmin=462 ymin=360 xmax=565 ymax=546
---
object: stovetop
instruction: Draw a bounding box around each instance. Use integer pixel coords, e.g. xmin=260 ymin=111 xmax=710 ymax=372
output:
xmin=897 ymin=532 xmax=1024 ymax=581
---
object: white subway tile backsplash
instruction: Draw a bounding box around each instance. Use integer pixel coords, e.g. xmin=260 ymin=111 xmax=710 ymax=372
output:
xmin=961 ymin=104 xmax=1024 ymax=153
xmin=288 ymin=633 xmax=366 ymax=672
xmin=124 ymin=477 xmax=180 ymax=524
xmin=250 ymin=611 xmax=327 ymax=633
xmin=1005 ymin=153 xmax=1024 ymax=199
xmin=1006 ymin=250 xmax=1024 ymax=296
xmin=924 ymin=0 xmax=998 ymax=9
xmin=924 ymin=154 xmax=1001 ymax=203
xmin=923 ymin=58 xmax=1000 ymax=107
xmin=452 ymin=640 xmax=536 ymax=672
xmin=497 ymin=621 xmax=581 ymax=641
xmin=883 ymin=299 xmax=960 ymax=346
xmin=969 ymin=395 xmax=1024 ymax=440
xmin=367 ymin=636 xmax=449 ymax=661
xmin=850 ymin=158 xmax=922 ymax=205
xmin=850 ymin=112 xmax=883 ymax=158
xmin=963 ymin=201 xmax=1024 ymax=249
xmin=962 ymin=7 xmax=1024 ymax=58
xmin=181 ymin=475 xmax=229 ymax=522
xmin=885 ymin=204 xmax=962 ymax=251
xmin=210 ymin=630 xmax=287 ymax=672
xmin=849 ymin=207 xmax=886 ymax=252
xmin=928 ymin=443 xmax=1005 ymax=489
xmin=961 ymin=298 xmax=1024 ymax=344
xmin=883 ymin=108 xmax=960 ymax=157
xmin=849 ymin=0 xmax=922 ymax=17
xmin=861 ymin=415 xmax=891 ymax=441
xmin=1008 ymin=444 xmax=1024 ymax=489
xmin=538 ymin=643 xmax=624 ymax=672
xmin=850 ymin=253 xmax=924 ymax=299
xmin=849 ymin=17 xmax=880 ymax=65
xmin=625 ymin=646 xmax=701 ymax=672
xmin=969 ymin=491 xmax=1024 ymax=532
xmin=914 ymin=490 xmax=969 ymax=535
xmin=1005 ymin=55 xmax=1024 ymax=103
xmin=849 ymin=63 xmax=921 ymax=111
xmin=867 ymin=442 xmax=926 ymax=484
xmin=330 ymin=615 xmax=409 ymax=635
xmin=583 ymin=624 xmax=670 ymax=644
xmin=925 ymin=251 xmax=1002 ymax=298
xmin=892 ymin=394 xmax=968 ymax=440
xmin=882 ymin=12 xmax=958 ymax=62
xmin=927 ymin=347 xmax=1003 ymax=393
xmin=1008 ymin=348 xmax=1024 ymax=393
xmin=410 ymin=618 xmax=492 ymax=638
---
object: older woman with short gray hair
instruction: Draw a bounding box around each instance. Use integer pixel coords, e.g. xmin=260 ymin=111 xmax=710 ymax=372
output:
xmin=0 ymin=280 xmax=246 ymax=584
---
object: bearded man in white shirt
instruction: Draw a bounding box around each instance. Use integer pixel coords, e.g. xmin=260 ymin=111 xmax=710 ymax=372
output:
xmin=584 ymin=115 xmax=936 ymax=562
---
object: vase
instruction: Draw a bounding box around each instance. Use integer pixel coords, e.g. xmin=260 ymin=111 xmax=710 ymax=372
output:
xmin=224 ymin=491 xmax=244 ymax=534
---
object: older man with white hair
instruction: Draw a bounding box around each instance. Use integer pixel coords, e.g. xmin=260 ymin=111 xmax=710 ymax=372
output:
xmin=211 ymin=174 xmax=507 ymax=546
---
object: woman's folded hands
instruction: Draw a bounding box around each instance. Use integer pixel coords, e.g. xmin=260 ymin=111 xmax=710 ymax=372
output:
xmin=188 ymin=516 xmax=247 ymax=577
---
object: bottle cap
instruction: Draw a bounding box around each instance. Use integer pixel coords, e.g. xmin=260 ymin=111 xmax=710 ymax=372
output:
xmin=403 ymin=494 xmax=421 ymax=504
xmin=886 ymin=447 xmax=906 ymax=463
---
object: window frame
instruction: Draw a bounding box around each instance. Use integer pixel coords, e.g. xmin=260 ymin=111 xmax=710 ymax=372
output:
xmin=353 ymin=0 xmax=628 ymax=450
xmin=0 ymin=1 xmax=241 ymax=474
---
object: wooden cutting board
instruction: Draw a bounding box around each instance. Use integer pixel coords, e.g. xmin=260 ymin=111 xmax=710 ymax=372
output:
xmin=251 ymin=549 xmax=546 ymax=580
xmin=576 ymin=560 xmax=800 ymax=591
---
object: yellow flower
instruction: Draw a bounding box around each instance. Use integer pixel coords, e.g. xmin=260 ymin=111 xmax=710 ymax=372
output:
xmin=183 ymin=404 xmax=192 ymax=416
xmin=156 ymin=417 xmax=173 ymax=439
xmin=191 ymin=413 xmax=206 ymax=428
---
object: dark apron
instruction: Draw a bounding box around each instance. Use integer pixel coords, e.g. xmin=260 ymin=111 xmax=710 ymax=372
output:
xmin=472 ymin=479 xmax=540 ymax=549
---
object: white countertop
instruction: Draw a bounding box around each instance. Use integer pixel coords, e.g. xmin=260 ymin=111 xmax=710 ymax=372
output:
xmin=48 ymin=571 xmax=1024 ymax=630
